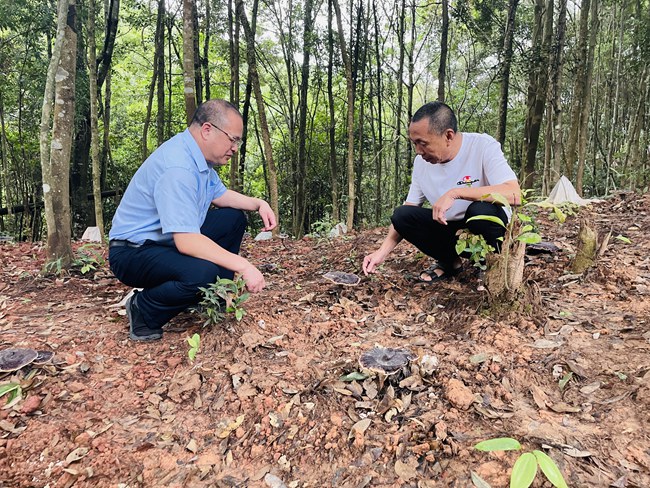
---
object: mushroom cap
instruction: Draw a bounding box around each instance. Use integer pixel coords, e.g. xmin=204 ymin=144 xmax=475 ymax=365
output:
xmin=323 ymin=271 xmax=360 ymax=286
xmin=33 ymin=350 xmax=55 ymax=365
xmin=0 ymin=348 xmax=38 ymax=372
xmin=359 ymin=347 xmax=416 ymax=374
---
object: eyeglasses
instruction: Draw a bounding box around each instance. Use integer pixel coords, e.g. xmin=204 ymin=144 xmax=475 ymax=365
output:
xmin=208 ymin=122 xmax=243 ymax=148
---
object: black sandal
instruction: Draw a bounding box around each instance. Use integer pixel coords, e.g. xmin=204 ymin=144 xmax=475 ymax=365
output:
xmin=418 ymin=262 xmax=461 ymax=283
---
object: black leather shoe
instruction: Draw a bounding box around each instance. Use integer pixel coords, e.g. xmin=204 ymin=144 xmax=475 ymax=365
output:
xmin=126 ymin=292 xmax=163 ymax=341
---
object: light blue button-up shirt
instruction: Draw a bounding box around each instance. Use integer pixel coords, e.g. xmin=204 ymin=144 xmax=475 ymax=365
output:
xmin=109 ymin=129 xmax=227 ymax=245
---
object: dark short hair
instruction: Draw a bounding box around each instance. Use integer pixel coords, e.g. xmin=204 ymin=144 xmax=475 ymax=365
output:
xmin=191 ymin=99 xmax=241 ymax=127
xmin=411 ymin=101 xmax=457 ymax=134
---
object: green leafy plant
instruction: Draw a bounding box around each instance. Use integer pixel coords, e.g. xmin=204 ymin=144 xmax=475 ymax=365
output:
xmin=43 ymin=258 xmax=64 ymax=276
xmin=187 ymin=333 xmax=201 ymax=362
xmin=0 ymin=383 xmax=22 ymax=404
xmin=72 ymin=244 xmax=105 ymax=274
xmin=456 ymin=232 xmax=494 ymax=270
xmin=199 ymin=277 xmax=250 ymax=325
xmin=456 ymin=192 xmax=542 ymax=269
xmin=474 ymin=437 xmax=569 ymax=488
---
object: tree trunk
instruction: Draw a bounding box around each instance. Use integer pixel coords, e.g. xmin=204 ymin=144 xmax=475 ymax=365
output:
xmin=393 ymin=0 xmax=406 ymax=205
xmin=96 ymin=0 xmax=119 ymax=90
xmin=87 ymin=0 xmax=105 ymax=241
xmin=545 ymin=0 xmax=567 ymax=192
xmin=372 ymin=0 xmax=383 ymax=223
xmin=576 ymin=0 xmax=599 ymax=195
xmin=327 ymin=0 xmax=340 ymax=224
xmin=294 ymin=0 xmax=314 ymax=237
xmin=332 ymin=0 xmax=356 ymax=230
xmin=405 ymin=0 xmax=415 ymax=172
xmin=564 ymin=0 xmax=590 ymax=180
xmin=236 ymin=0 xmax=279 ymax=235
xmin=228 ymin=0 xmax=241 ymax=190
xmin=495 ymin=0 xmax=519 ymax=146
xmin=156 ymin=0 xmax=165 ymax=146
xmin=42 ymin=0 xmax=76 ymax=267
xmin=521 ymin=0 xmax=553 ymax=190
xmin=183 ymin=0 xmax=197 ymax=124
xmin=437 ymin=0 xmax=448 ymax=102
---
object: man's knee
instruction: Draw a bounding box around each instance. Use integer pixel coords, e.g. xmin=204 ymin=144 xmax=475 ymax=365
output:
xmin=391 ymin=205 xmax=422 ymax=227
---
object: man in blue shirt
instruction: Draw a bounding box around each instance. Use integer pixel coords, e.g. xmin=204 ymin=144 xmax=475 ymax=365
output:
xmin=109 ymin=99 xmax=276 ymax=341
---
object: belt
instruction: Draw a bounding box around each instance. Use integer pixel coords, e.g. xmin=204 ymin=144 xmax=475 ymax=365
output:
xmin=109 ymin=239 xmax=142 ymax=249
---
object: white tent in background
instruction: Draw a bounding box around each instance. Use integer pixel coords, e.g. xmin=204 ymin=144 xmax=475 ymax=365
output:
xmin=544 ymin=176 xmax=593 ymax=206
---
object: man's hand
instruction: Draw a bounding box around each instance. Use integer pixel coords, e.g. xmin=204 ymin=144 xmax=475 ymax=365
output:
xmin=431 ymin=191 xmax=457 ymax=225
xmin=240 ymin=263 xmax=266 ymax=293
xmin=258 ymin=200 xmax=277 ymax=232
xmin=362 ymin=250 xmax=386 ymax=276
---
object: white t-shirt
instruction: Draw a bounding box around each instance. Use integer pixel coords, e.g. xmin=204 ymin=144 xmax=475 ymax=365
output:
xmin=405 ymin=132 xmax=517 ymax=221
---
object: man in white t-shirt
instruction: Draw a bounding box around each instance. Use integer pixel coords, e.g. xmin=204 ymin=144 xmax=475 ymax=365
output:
xmin=363 ymin=101 xmax=520 ymax=282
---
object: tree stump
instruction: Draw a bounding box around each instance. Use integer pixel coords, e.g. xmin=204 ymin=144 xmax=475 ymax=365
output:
xmin=485 ymin=216 xmax=527 ymax=311
xmin=571 ymin=218 xmax=598 ymax=274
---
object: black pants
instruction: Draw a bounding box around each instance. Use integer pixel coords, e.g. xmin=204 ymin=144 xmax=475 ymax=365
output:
xmin=391 ymin=201 xmax=508 ymax=264
xmin=109 ymin=208 xmax=247 ymax=329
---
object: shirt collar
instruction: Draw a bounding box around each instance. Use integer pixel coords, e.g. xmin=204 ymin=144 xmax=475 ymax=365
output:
xmin=181 ymin=128 xmax=210 ymax=173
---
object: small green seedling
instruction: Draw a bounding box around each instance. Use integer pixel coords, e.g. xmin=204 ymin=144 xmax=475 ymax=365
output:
xmin=615 ymin=235 xmax=631 ymax=244
xmin=73 ymin=244 xmax=105 ymax=274
xmin=456 ymin=232 xmax=494 ymax=270
xmin=474 ymin=437 xmax=569 ymax=488
xmin=199 ymin=277 xmax=250 ymax=325
xmin=0 ymin=383 xmax=22 ymax=403
xmin=187 ymin=333 xmax=200 ymax=362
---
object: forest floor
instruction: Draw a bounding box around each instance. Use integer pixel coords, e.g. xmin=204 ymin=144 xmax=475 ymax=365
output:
xmin=1 ymin=192 xmax=650 ymax=488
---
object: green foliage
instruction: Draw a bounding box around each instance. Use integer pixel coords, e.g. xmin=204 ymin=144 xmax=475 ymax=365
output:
xmin=474 ymin=437 xmax=569 ymax=488
xmin=187 ymin=333 xmax=200 ymax=362
xmin=455 ymin=231 xmax=494 ymax=270
xmin=72 ymin=244 xmax=105 ymax=274
xmin=43 ymin=258 xmax=64 ymax=276
xmin=199 ymin=277 xmax=250 ymax=325
xmin=0 ymin=382 xmax=22 ymax=404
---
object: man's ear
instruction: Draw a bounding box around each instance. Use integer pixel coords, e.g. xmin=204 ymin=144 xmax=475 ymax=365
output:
xmin=444 ymin=128 xmax=455 ymax=143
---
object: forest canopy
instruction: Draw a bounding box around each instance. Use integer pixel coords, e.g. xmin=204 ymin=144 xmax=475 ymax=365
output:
xmin=0 ymin=0 xmax=648 ymax=245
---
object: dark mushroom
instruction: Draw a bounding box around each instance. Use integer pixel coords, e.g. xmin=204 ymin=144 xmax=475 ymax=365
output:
xmin=323 ymin=271 xmax=360 ymax=286
xmin=0 ymin=348 xmax=38 ymax=372
xmin=359 ymin=347 xmax=416 ymax=375
xmin=32 ymin=350 xmax=55 ymax=366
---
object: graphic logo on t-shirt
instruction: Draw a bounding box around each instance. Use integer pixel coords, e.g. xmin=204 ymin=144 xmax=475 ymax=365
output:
xmin=457 ymin=175 xmax=479 ymax=187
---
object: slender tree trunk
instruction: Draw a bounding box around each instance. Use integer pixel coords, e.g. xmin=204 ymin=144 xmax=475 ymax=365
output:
xmin=605 ymin=0 xmax=625 ymax=194
xmin=495 ymin=0 xmax=519 ymax=146
xmin=155 ymin=0 xmax=165 ymax=146
xmin=564 ymin=0 xmax=590 ymax=180
xmin=327 ymin=0 xmax=340 ymax=224
xmin=42 ymin=0 xmax=76 ymax=266
xmin=87 ymin=0 xmax=105 ymax=240
xmin=576 ymin=0 xmax=599 ymax=195
xmin=228 ymin=0 xmax=241 ymax=190
xmin=545 ymin=0 xmax=567 ymax=192
xmin=405 ymin=0 xmax=415 ymax=172
xmin=393 ymin=0 xmax=406 ymax=204
xmin=437 ymin=0 xmax=448 ymax=102
xmin=294 ymin=0 xmax=314 ymax=237
xmin=97 ymin=0 xmax=119 ymax=90
xmin=332 ymin=0 xmax=356 ymax=230
xmin=371 ymin=0 xmax=383 ymax=223
xmin=193 ymin=0 xmax=202 ymax=105
xmin=203 ymin=0 xmax=211 ymax=101
xmin=521 ymin=0 xmax=552 ymax=189
xmin=183 ymin=0 xmax=197 ymax=124
xmin=236 ymin=0 xmax=279 ymax=235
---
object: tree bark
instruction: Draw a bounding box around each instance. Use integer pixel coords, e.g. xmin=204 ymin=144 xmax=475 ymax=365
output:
xmin=327 ymin=0 xmax=340 ymax=224
xmin=393 ymin=0 xmax=406 ymax=205
xmin=332 ymin=0 xmax=356 ymax=230
xmin=236 ymin=0 xmax=280 ymax=235
xmin=437 ymin=0 xmax=448 ymax=102
xmin=495 ymin=0 xmax=519 ymax=146
xmin=87 ymin=0 xmax=105 ymax=241
xmin=521 ymin=0 xmax=553 ymax=190
xmin=183 ymin=0 xmax=197 ymax=124
xmin=294 ymin=0 xmax=314 ymax=237
xmin=228 ymin=0 xmax=241 ymax=190
xmin=42 ymin=0 xmax=76 ymax=267
xmin=576 ymin=0 xmax=599 ymax=195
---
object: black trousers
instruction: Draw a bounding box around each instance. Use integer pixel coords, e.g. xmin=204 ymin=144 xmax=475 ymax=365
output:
xmin=109 ymin=208 xmax=247 ymax=329
xmin=391 ymin=201 xmax=509 ymax=264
